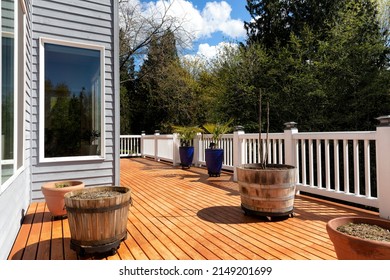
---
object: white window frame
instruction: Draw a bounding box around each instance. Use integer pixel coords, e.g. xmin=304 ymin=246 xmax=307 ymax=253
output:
xmin=38 ymin=37 xmax=105 ymax=163
xmin=0 ymin=0 xmax=26 ymax=192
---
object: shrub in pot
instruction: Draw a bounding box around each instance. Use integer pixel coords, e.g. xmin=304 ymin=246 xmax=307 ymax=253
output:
xmin=173 ymin=125 xmax=203 ymax=169
xmin=202 ymin=119 xmax=233 ymax=177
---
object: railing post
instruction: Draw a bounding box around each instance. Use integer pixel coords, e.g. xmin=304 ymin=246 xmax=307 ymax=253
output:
xmin=141 ymin=131 xmax=145 ymax=158
xmin=172 ymin=133 xmax=180 ymax=166
xmin=233 ymin=126 xmax=245 ymax=181
xmin=193 ymin=132 xmax=202 ymax=167
xmin=283 ymin=122 xmax=298 ymax=167
xmin=154 ymin=130 xmax=160 ymax=161
xmin=376 ymin=115 xmax=390 ymax=219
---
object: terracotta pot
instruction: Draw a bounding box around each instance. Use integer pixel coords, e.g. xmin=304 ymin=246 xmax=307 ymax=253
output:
xmin=326 ymin=216 xmax=390 ymax=260
xmin=41 ymin=180 xmax=85 ymax=218
xmin=237 ymin=164 xmax=296 ymax=219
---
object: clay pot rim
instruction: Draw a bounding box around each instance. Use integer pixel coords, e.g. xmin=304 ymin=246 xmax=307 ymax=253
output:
xmin=41 ymin=180 xmax=85 ymax=190
xmin=327 ymin=216 xmax=390 ymax=247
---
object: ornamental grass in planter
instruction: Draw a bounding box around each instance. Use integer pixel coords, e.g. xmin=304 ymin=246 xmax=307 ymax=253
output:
xmin=326 ymin=216 xmax=390 ymax=260
xmin=64 ymin=186 xmax=132 ymax=256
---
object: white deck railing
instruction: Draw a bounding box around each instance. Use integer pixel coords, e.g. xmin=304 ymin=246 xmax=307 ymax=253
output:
xmin=120 ymin=135 xmax=142 ymax=157
xmin=119 ymin=116 xmax=390 ymax=219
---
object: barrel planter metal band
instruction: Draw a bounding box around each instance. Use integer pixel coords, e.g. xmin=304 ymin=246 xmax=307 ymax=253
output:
xmin=65 ymin=200 xmax=131 ymax=213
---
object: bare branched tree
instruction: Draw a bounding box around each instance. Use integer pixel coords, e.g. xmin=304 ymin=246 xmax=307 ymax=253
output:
xmin=376 ymin=0 xmax=390 ymax=46
xmin=119 ymin=0 xmax=195 ymax=81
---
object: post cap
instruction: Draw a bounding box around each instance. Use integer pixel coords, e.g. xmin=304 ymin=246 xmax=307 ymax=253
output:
xmin=284 ymin=122 xmax=297 ymax=130
xmin=234 ymin=125 xmax=244 ymax=132
xmin=376 ymin=115 xmax=390 ymax=127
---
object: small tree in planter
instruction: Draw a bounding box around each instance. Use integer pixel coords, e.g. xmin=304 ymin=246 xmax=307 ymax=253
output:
xmin=172 ymin=125 xmax=203 ymax=169
xmin=202 ymin=119 xmax=233 ymax=177
xmin=236 ymin=89 xmax=297 ymax=220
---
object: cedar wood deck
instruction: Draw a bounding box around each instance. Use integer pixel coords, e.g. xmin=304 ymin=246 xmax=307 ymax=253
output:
xmin=7 ymin=158 xmax=379 ymax=260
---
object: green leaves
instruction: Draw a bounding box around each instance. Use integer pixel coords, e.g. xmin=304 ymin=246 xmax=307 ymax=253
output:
xmin=202 ymin=119 xmax=234 ymax=144
xmin=172 ymin=125 xmax=203 ymax=147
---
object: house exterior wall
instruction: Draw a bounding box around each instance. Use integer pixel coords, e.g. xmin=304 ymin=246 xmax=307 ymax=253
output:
xmin=0 ymin=0 xmax=32 ymax=260
xmin=30 ymin=0 xmax=120 ymax=200
xmin=0 ymin=0 xmax=119 ymax=259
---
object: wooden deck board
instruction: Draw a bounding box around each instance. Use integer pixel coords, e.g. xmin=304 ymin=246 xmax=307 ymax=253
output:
xmin=8 ymin=157 xmax=380 ymax=260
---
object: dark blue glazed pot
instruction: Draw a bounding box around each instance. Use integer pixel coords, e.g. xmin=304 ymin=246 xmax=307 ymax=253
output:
xmin=205 ymin=148 xmax=224 ymax=177
xmin=179 ymin=146 xmax=194 ymax=169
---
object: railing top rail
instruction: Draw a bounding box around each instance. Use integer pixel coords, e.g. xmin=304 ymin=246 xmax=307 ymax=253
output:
xmin=142 ymin=134 xmax=174 ymax=139
xmin=293 ymin=131 xmax=376 ymax=140
xmin=238 ymin=133 xmax=285 ymax=140
xmin=120 ymin=135 xmax=141 ymax=138
xmin=202 ymin=134 xmax=234 ymax=139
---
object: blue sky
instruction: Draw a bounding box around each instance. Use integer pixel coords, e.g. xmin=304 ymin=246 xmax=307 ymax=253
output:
xmin=189 ymin=0 xmax=250 ymax=55
xmin=125 ymin=0 xmax=251 ymax=59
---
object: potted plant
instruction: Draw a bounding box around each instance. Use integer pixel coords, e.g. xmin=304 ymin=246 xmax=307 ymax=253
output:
xmin=173 ymin=125 xmax=203 ymax=169
xmin=202 ymin=119 xmax=233 ymax=177
xmin=236 ymin=90 xmax=296 ymax=219
xmin=326 ymin=216 xmax=390 ymax=259
xmin=64 ymin=186 xmax=132 ymax=256
xmin=41 ymin=180 xmax=85 ymax=218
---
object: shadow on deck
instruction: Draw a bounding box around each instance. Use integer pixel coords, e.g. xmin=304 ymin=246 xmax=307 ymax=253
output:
xmin=8 ymin=158 xmax=379 ymax=260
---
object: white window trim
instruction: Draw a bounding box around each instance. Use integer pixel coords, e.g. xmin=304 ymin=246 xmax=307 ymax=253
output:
xmin=38 ymin=37 xmax=106 ymax=163
xmin=0 ymin=0 xmax=27 ymax=192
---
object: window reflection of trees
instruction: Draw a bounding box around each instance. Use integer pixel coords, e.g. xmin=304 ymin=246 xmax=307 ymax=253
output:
xmin=44 ymin=80 xmax=98 ymax=157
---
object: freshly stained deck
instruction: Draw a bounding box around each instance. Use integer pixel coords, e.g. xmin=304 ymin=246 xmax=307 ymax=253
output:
xmin=8 ymin=158 xmax=379 ymax=260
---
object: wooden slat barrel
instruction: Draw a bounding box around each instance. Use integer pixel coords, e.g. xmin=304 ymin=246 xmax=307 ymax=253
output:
xmin=64 ymin=186 xmax=132 ymax=255
xmin=237 ymin=164 xmax=296 ymax=218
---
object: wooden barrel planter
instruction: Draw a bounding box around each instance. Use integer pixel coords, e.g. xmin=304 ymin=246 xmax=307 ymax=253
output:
xmin=64 ymin=186 xmax=132 ymax=256
xmin=237 ymin=164 xmax=296 ymax=219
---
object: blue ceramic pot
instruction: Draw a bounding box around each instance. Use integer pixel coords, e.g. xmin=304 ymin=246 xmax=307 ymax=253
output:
xmin=179 ymin=146 xmax=194 ymax=169
xmin=205 ymin=148 xmax=223 ymax=177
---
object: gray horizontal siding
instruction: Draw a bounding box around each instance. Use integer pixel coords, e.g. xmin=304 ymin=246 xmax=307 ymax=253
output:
xmin=0 ymin=0 xmax=33 ymax=260
xmin=0 ymin=169 xmax=30 ymax=259
xmin=30 ymin=0 xmax=118 ymax=201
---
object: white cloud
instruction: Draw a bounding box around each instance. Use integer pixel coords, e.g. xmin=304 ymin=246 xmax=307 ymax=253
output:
xmin=200 ymin=1 xmax=245 ymax=38
xmin=137 ymin=0 xmax=245 ymax=40
xmin=196 ymin=41 xmax=239 ymax=60
xmin=123 ymin=0 xmax=246 ymax=60
xmin=197 ymin=43 xmax=218 ymax=59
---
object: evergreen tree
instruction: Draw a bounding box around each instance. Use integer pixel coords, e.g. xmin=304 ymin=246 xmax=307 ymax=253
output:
xmin=216 ymin=0 xmax=390 ymax=132
xmin=244 ymin=0 xmax=342 ymax=50
xmin=137 ymin=29 xmax=201 ymax=133
xmin=318 ymin=0 xmax=390 ymax=130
